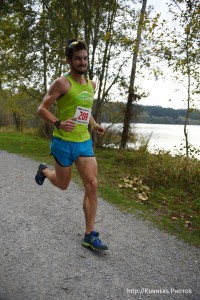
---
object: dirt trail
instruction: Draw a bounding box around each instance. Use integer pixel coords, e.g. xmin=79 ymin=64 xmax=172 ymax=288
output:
xmin=0 ymin=151 xmax=199 ymax=300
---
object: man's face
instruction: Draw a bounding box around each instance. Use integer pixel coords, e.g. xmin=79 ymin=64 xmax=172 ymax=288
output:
xmin=69 ymin=50 xmax=88 ymax=75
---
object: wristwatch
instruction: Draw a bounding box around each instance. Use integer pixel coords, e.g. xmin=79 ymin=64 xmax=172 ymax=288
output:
xmin=54 ymin=120 xmax=61 ymax=129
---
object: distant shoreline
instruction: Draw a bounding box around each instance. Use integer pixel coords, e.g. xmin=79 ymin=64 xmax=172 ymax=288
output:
xmin=100 ymin=103 xmax=200 ymax=125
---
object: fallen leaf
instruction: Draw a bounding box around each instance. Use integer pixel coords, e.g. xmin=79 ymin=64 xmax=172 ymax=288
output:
xmin=185 ymin=221 xmax=192 ymax=228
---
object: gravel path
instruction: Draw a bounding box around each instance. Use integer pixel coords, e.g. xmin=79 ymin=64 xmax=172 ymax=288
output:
xmin=0 ymin=151 xmax=199 ymax=300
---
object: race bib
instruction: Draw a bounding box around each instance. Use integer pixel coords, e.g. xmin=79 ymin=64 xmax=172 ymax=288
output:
xmin=74 ymin=106 xmax=91 ymax=125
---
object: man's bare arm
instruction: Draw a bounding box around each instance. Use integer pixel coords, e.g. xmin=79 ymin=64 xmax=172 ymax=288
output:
xmin=37 ymin=78 xmax=65 ymax=124
xmin=37 ymin=77 xmax=76 ymax=132
xmin=89 ymin=115 xmax=106 ymax=135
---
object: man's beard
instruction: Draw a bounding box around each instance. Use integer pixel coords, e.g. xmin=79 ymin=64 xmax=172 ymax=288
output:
xmin=72 ymin=66 xmax=86 ymax=75
xmin=76 ymin=69 xmax=85 ymax=75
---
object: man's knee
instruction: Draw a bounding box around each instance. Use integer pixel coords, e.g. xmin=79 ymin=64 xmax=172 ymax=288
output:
xmin=85 ymin=179 xmax=98 ymax=193
xmin=58 ymin=182 xmax=69 ymax=191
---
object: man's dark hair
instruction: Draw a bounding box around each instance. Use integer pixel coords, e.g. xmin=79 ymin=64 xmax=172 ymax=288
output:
xmin=65 ymin=38 xmax=88 ymax=59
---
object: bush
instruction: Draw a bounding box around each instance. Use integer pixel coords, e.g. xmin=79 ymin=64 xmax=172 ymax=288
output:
xmin=112 ymin=148 xmax=200 ymax=195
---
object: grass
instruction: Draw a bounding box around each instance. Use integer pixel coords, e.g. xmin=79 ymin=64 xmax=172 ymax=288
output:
xmin=0 ymin=129 xmax=199 ymax=247
xmin=95 ymin=148 xmax=200 ymax=247
xmin=0 ymin=129 xmax=54 ymax=164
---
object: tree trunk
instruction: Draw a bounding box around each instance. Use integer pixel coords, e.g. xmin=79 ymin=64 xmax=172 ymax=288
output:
xmin=184 ymin=31 xmax=190 ymax=158
xmin=13 ymin=112 xmax=23 ymax=132
xmin=42 ymin=0 xmax=47 ymax=95
xmin=120 ymin=0 xmax=147 ymax=149
xmin=89 ymin=0 xmax=100 ymax=79
xmin=94 ymin=0 xmax=117 ymax=125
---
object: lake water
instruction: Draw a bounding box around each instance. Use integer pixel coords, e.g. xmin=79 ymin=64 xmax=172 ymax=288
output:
xmin=133 ymin=123 xmax=200 ymax=155
xmin=104 ymin=123 xmax=200 ymax=157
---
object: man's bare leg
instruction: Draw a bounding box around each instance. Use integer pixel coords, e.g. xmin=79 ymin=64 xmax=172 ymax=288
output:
xmin=82 ymin=193 xmax=97 ymax=234
xmin=43 ymin=161 xmax=72 ymax=190
xmin=75 ymin=156 xmax=97 ymax=234
xmin=76 ymin=156 xmax=108 ymax=250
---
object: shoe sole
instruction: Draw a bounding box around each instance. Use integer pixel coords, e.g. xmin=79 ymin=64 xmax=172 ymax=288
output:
xmin=82 ymin=241 xmax=108 ymax=251
xmin=35 ymin=163 xmax=47 ymax=185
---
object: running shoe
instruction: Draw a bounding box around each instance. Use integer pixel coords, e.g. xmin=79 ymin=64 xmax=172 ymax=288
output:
xmin=82 ymin=231 xmax=108 ymax=250
xmin=35 ymin=163 xmax=48 ymax=185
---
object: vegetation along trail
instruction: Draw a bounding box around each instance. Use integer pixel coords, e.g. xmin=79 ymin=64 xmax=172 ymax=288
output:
xmin=0 ymin=151 xmax=199 ymax=300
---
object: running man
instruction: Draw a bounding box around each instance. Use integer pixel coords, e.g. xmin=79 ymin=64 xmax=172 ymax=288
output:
xmin=35 ymin=38 xmax=108 ymax=251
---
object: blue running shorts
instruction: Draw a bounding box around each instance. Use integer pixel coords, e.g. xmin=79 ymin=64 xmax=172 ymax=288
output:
xmin=50 ymin=137 xmax=94 ymax=167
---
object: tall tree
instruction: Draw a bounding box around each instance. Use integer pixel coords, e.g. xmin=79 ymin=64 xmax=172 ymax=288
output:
xmin=0 ymin=87 xmax=40 ymax=131
xmin=0 ymin=0 xmax=136 ymax=118
xmin=120 ymin=0 xmax=147 ymax=149
xmin=156 ymin=0 xmax=200 ymax=157
xmin=0 ymin=0 xmax=144 ymax=137
xmin=0 ymin=0 xmax=37 ymax=91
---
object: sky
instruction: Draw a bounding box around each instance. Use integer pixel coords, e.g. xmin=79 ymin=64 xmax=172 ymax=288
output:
xmin=137 ymin=0 xmax=190 ymax=109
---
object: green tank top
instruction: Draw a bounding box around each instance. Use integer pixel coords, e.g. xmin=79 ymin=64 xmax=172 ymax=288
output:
xmin=53 ymin=73 xmax=94 ymax=142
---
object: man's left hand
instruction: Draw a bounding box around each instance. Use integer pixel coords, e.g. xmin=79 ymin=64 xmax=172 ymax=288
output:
xmin=93 ymin=124 xmax=106 ymax=135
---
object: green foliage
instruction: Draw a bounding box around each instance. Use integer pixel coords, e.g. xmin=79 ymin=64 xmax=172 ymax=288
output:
xmin=0 ymin=88 xmax=41 ymax=131
xmin=151 ymin=0 xmax=200 ymax=157
xmin=142 ymin=152 xmax=200 ymax=192
xmin=1 ymin=0 xmax=199 ymax=154
xmin=0 ymin=0 xmax=143 ymax=131
xmin=0 ymin=0 xmax=137 ymax=92
xmin=0 ymin=0 xmax=37 ymax=89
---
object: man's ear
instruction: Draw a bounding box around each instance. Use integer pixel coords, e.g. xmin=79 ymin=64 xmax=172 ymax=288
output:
xmin=66 ymin=57 xmax=70 ymax=64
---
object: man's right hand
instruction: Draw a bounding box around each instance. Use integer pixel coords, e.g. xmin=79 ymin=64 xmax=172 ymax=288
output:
xmin=59 ymin=118 xmax=76 ymax=132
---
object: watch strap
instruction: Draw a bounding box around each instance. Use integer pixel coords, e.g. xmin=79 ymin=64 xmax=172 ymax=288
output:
xmin=54 ymin=120 xmax=61 ymax=129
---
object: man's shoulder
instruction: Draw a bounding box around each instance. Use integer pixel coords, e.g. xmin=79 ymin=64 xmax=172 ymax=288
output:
xmin=55 ymin=75 xmax=70 ymax=85
xmin=52 ymin=75 xmax=70 ymax=93
xmin=89 ymin=79 xmax=96 ymax=90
